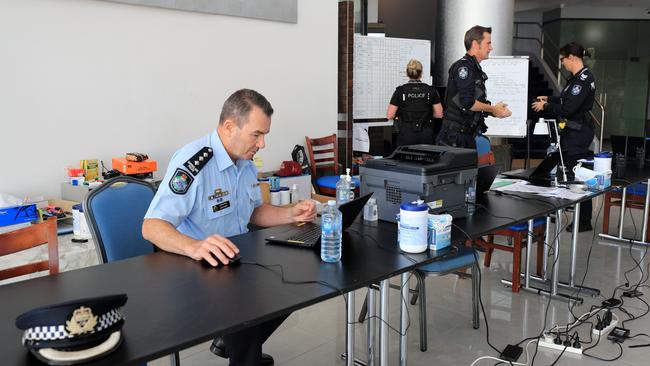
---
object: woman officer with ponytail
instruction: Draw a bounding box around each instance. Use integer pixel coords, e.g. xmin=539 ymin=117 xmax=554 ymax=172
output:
xmin=387 ymin=59 xmax=443 ymax=149
xmin=532 ymin=42 xmax=596 ymax=232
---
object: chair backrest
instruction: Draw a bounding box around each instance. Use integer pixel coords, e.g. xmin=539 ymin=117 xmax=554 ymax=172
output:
xmin=476 ymin=135 xmax=496 ymax=166
xmin=0 ymin=219 xmax=59 ymax=281
xmin=84 ymin=176 xmax=155 ymax=263
xmin=305 ymin=134 xmax=338 ymax=178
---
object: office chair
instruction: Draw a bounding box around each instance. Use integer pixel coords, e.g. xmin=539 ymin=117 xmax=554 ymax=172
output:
xmin=473 ymin=133 xmax=546 ymax=292
xmin=476 ymin=134 xmax=496 ymax=166
xmin=305 ymin=134 xmax=359 ymax=196
xmin=84 ymin=176 xmax=180 ymax=365
xmin=358 ymin=245 xmax=479 ymax=352
xmin=84 ymin=176 xmax=155 ymax=262
xmin=410 ymin=245 xmax=480 ymax=352
xmin=0 ymin=219 xmax=59 ymax=282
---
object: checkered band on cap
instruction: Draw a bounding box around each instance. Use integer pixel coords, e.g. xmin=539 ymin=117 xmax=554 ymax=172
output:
xmin=22 ymin=308 xmax=124 ymax=343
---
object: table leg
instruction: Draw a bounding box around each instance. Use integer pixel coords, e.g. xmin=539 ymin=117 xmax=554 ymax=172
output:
xmin=642 ymin=179 xmax=650 ymax=243
xmin=569 ymin=203 xmax=580 ymax=287
xmin=379 ymin=280 xmax=389 ymax=366
xmin=524 ymin=219 xmax=534 ymax=289
xmin=347 ymin=291 xmax=355 ymax=366
xmin=399 ymin=273 xmax=409 ymax=366
xmin=551 ymin=209 xmax=561 ymax=296
xmin=367 ymin=287 xmax=376 ymax=366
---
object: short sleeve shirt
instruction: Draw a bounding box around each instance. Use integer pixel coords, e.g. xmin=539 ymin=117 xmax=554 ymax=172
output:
xmin=145 ymin=130 xmax=263 ymax=240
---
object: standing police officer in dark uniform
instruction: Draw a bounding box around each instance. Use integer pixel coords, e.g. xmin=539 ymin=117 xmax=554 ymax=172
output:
xmin=532 ymin=42 xmax=596 ymax=232
xmin=437 ymin=25 xmax=511 ymax=149
xmin=387 ymin=59 xmax=443 ymax=148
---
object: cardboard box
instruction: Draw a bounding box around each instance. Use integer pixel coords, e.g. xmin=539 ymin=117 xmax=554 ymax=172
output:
xmin=80 ymin=159 xmax=99 ymax=181
xmin=112 ymin=157 xmax=157 ymax=175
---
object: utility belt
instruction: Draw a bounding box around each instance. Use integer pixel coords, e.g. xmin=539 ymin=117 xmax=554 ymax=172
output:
xmin=560 ymin=113 xmax=595 ymax=132
xmin=393 ymin=118 xmax=432 ymax=134
xmin=443 ymin=112 xmax=487 ymax=137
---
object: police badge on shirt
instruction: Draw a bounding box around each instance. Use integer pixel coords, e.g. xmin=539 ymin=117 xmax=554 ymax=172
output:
xmin=169 ymin=168 xmax=193 ymax=194
xmin=458 ymin=66 xmax=469 ymax=80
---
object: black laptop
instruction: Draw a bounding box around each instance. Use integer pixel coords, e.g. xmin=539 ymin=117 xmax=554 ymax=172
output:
xmin=501 ymin=151 xmax=559 ymax=181
xmin=265 ymin=193 xmax=373 ymax=248
xmin=476 ymin=164 xmax=501 ymax=197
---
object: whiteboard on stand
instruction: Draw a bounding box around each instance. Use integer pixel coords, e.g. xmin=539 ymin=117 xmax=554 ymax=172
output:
xmin=481 ymin=56 xmax=529 ymax=138
xmin=353 ymin=35 xmax=431 ymax=120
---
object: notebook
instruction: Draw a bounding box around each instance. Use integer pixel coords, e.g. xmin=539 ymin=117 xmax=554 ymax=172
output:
xmin=501 ymin=151 xmax=559 ymax=181
xmin=265 ymin=193 xmax=373 ymax=248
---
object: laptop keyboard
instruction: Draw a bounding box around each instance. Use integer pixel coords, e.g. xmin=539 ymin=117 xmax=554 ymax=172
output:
xmin=287 ymin=227 xmax=321 ymax=247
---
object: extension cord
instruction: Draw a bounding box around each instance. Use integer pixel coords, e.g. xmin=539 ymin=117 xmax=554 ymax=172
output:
xmin=592 ymin=318 xmax=618 ymax=336
xmin=538 ymin=334 xmax=583 ymax=355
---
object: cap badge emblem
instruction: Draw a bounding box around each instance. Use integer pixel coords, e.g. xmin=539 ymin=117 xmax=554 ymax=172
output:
xmin=66 ymin=306 xmax=98 ymax=335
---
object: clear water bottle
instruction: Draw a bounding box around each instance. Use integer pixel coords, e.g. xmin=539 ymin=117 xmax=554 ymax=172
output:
xmin=336 ymin=175 xmax=350 ymax=204
xmin=321 ymin=200 xmax=343 ymax=262
xmin=547 ymin=143 xmax=558 ymax=177
xmin=466 ymin=180 xmax=476 ymax=215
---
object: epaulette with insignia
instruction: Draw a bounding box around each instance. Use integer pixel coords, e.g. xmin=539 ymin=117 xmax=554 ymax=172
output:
xmin=183 ymin=147 xmax=213 ymax=177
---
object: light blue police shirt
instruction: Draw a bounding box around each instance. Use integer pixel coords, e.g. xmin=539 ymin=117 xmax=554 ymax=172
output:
xmin=145 ymin=130 xmax=263 ymax=240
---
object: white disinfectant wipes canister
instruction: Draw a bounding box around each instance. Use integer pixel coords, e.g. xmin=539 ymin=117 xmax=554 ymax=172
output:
xmin=428 ymin=213 xmax=453 ymax=251
xmin=594 ymin=151 xmax=612 ymax=173
xmin=399 ymin=200 xmax=428 ymax=253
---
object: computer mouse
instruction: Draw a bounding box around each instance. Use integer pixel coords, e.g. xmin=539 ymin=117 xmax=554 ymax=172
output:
xmin=201 ymin=253 xmax=242 ymax=268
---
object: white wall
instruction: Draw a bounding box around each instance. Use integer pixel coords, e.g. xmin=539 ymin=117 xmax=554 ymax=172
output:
xmin=0 ymin=0 xmax=337 ymax=199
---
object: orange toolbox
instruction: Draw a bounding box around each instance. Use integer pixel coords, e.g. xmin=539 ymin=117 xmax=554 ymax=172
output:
xmin=112 ymin=157 xmax=157 ymax=175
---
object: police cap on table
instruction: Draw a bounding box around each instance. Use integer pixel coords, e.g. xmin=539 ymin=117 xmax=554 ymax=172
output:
xmin=15 ymin=294 xmax=127 ymax=365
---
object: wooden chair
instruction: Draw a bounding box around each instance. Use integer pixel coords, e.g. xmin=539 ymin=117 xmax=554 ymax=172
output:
xmin=0 ymin=219 xmax=59 ymax=281
xmin=474 ymin=135 xmax=545 ymax=292
xmin=305 ymin=134 xmax=359 ymax=196
xmin=603 ymin=183 xmax=649 ymax=238
xmin=477 ymin=218 xmax=545 ymax=292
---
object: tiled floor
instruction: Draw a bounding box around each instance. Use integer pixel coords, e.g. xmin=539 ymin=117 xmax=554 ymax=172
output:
xmin=145 ymin=195 xmax=650 ymax=365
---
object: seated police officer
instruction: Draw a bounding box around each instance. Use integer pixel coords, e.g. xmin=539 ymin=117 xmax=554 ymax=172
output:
xmin=142 ymin=89 xmax=316 ymax=366
xmin=436 ymin=25 xmax=511 ymax=149
xmin=387 ymin=59 xmax=443 ymax=149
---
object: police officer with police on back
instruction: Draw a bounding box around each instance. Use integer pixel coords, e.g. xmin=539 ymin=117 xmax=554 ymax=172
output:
xmin=387 ymin=59 xmax=443 ymax=148
xmin=437 ymin=25 xmax=511 ymax=149
xmin=532 ymin=42 xmax=596 ymax=232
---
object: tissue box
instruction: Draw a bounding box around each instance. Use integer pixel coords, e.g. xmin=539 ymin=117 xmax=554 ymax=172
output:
xmin=0 ymin=204 xmax=39 ymax=227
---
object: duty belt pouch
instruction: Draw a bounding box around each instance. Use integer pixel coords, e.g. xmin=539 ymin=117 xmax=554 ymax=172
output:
xmin=565 ymin=120 xmax=583 ymax=131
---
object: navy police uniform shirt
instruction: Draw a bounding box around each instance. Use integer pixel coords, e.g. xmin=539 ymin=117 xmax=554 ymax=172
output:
xmin=446 ymin=54 xmax=485 ymax=112
xmin=546 ymin=66 xmax=596 ymax=121
xmin=145 ymin=130 xmax=263 ymax=240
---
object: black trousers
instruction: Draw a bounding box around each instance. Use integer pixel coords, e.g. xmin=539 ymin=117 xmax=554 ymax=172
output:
xmin=563 ymin=127 xmax=595 ymax=225
xmin=223 ymin=314 xmax=289 ymax=366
